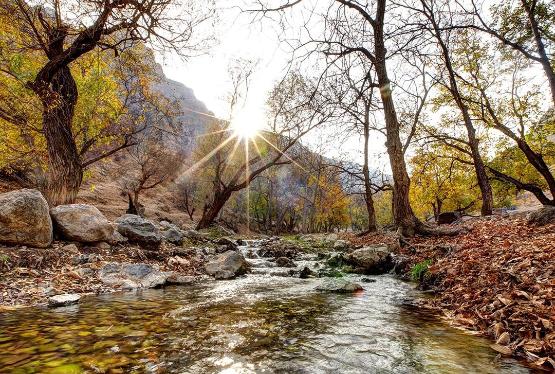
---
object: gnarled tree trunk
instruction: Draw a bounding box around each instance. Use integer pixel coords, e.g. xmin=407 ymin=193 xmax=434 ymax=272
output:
xmin=37 ymin=66 xmax=83 ymax=206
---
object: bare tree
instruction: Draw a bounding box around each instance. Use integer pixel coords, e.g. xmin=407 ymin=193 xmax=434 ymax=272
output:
xmin=119 ymin=137 xmax=183 ymax=216
xmin=253 ymin=0 xmax=458 ymax=235
xmin=194 ymin=69 xmax=335 ymax=230
xmin=3 ymin=0 xmax=213 ymax=205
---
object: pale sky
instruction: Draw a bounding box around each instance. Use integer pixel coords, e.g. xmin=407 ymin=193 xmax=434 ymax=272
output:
xmin=153 ymin=7 xmax=392 ymax=172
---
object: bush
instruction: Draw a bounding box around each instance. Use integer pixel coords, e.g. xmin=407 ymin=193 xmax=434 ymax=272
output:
xmin=411 ymin=259 xmax=432 ymax=281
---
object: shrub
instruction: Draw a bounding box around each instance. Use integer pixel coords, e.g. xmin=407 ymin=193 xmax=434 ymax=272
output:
xmin=411 ymin=259 xmax=432 ymax=281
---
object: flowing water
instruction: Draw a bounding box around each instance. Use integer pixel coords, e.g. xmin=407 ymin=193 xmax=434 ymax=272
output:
xmin=0 ymin=244 xmax=539 ymax=373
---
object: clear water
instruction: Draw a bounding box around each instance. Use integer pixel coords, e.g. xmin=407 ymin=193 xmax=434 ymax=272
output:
xmin=0 ymin=247 xmax=539 ymax=373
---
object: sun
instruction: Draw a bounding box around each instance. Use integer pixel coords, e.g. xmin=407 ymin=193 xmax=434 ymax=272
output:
xmin=229 ymin=110 xmax=261 ymax=140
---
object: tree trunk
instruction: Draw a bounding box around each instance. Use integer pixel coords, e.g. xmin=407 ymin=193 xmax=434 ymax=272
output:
xmin=374 ymin=0 xmax=421 ymax=236
xmin=362 ymin=112 xmax=378 ymax=232
xmin=196 ymin=189 xmax=233 ymax=230
xmin=425 ymin=3 xmax=494 ymax=215
xmin=38 ymin=66 xmax=82 ymax=206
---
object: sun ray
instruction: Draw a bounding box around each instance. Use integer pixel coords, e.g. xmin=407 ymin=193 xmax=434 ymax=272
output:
xmin=180 ymin=134 xmax=236 ymax=178
xmin=245 ymin=137 xmax=251 ymax=235
xmin=194 ymin=128 xmax=233 ymax=139
xmin=256 ymin=133 xmax=309 ymax=174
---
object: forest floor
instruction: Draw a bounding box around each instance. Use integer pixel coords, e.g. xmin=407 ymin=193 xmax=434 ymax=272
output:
xmin=347 ymin=214 xmax=555 ymax=368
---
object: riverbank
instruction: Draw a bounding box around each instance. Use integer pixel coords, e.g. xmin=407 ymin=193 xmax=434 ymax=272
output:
xmin=348 ymin=215 xmax=555 ymax=368
xmin=0 ymin=240 xmax=207 ymax=309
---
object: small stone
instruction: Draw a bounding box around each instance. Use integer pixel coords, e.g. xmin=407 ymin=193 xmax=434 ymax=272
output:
xmin=62 ymin=244 xmax=80 ymax=255
xmin=48 ymin=294 xmax=81 ymax=307
xmin=299 ymin=267 xmax=315 ymax=279
xmin=316 ymin=279 xmax=363 ymax=293
xmin=95 ymin=242 xmax=111 ymax=250
xmin=496 ymin=332 xmax=511 ymax=345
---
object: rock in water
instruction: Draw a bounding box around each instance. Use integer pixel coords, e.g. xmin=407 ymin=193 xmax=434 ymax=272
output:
xmin=0 ymin=189 xmax=52 ymax=248
xmin=344 ymin=246 xmax=393 ymax=274
xmin=48 ymin=294 xmax=81 ymax=307
xmin=275 ymin=257 xmax=296 ymax=268
xmin=204 ymin=250 xmax=250 ymax=279
xmin=50 ymin=204 xmax=113 ymax=243
xmin=299 ymin=266 xmax=316 ymax=279
xmin=99 ymin=262 xmax=169 ymax=289
xmin=115 ymin=214 xmax=163 ymax=249
xmin=316 ymin=279 xmax=363 ymax=293
xmin=527 ymin=206 xmax=555 ymax=226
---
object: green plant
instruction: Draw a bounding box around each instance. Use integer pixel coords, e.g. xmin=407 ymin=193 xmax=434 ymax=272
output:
xmin=411 ymin=259 xmax=432 ymax=281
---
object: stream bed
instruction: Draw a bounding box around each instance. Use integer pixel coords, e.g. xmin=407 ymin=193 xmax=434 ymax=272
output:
xmin=0 ymin=245 xmax=540 ymax=373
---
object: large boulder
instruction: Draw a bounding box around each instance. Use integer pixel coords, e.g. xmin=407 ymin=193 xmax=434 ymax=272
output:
xmin=115 ymin=214 xmax=162 ymax=249
xmin=344 ymin=245 xmax=393 ymax=274
xmin=50 ymin=204 xmax=113 ymax=243
xmin=99 ymin=262 xmax=169 ymax=289
xmin=0 ymin=189 xmax=52 ymax=247
xmin=205 ymin=250 xmax=250 ymax=279
xmin=527 ymin=206 xmax=555 ymax=226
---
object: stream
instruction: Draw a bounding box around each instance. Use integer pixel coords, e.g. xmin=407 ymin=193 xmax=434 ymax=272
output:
xmin=0 ymin=243 xmax=539 ymax=373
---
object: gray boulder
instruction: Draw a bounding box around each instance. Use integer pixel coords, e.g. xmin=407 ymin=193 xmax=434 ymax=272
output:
xmin=115 ymin=214 xmax=162 ymax=249
xmin=48 ymin=293 xmax=81 ymax=307
xmin=205 ymin=250 xmax=250 ymax=279
xmin=344 ymin=245 xmax=393 ymax=274
xmin=316 ymin=279 xmax=363 ymax=293
xmin=527 ymin=206 xmax=555 ymax=226
xmin=99 ymin=262 xmax=169 ymax=289
xmin=0 ymin=189 xmax=52 ymax=247
xmin=50 ymin=204 xmax=113 ymax=243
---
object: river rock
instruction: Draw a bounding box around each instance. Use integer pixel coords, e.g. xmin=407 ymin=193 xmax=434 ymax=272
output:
xmin=50 ymin=204 xmax=113 ymax=243
xmin=0 ymin=189 xmax=52 ymax=248
xmin=316 ymin=279 xmax=363 ymax=293
xmin=344 ymin=245 xmax=393 ymax=274
xmin=333 ymin=239 xmax=350 ymax=250
xmin=204 ymin=250 xmax=250 ymax=279
xmin=299 ymin=266 xmax=316 ymax=279
xmin=99 ymin=262 xmax=169 ymax=289
xmin=275 ymin=257 xmax=296 ymax=268
xmin=115 ymin=214 xmax=162 ymax=249
xmin=214 ymin=237 xmax=238 ymax=251
xmin=109 ymin=230 xmax=128 ymax=245
xmin=527 ymin=206 xmax=555 ymax=226
xmin=258 ymin=241 xmax=301 ymax=259
xmin=48 ymin=293 xmax=81 ymax=307
xmin=183 ymin=229 xmax=206 ymax=241
xmin=162 ymin=226 xmax=184 ymax=245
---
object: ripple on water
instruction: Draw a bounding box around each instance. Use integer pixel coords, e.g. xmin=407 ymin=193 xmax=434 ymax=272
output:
xmin=0 ymin=273 xmax=539 ymax=373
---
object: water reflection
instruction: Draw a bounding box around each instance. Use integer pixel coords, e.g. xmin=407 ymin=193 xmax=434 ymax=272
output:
xmin=0 ymin=275 xmax=539 ymax=373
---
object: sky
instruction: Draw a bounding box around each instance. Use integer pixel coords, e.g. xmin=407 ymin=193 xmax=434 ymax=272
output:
xmin=153 ymin=3 xmax=390 ymax=171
